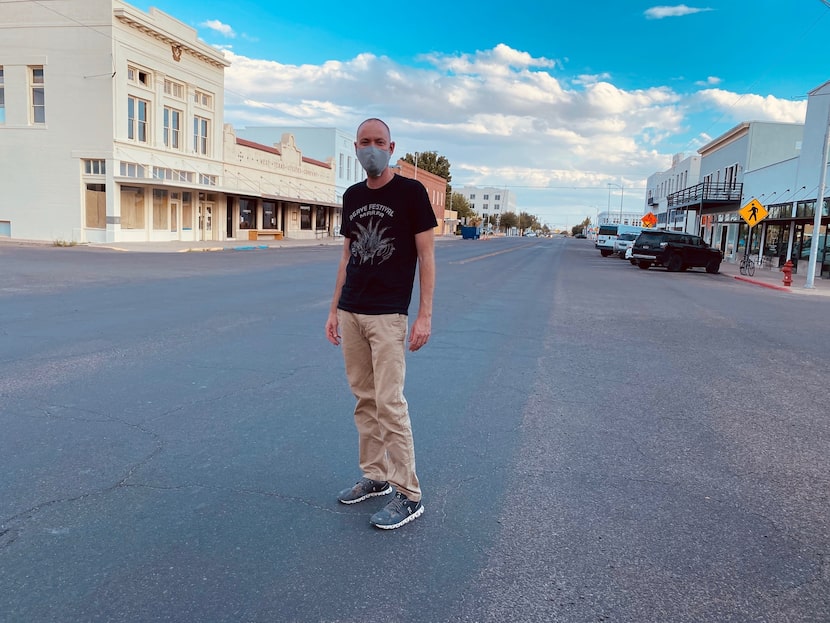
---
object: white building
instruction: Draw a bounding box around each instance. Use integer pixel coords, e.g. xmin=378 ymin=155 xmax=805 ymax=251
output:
xmin=455 ymin=185 xmax=516 ymax=231
xmin=594 ymin=209 xmax=648 ymax=227
xmin=0 ymin=1 xmax=228 ymax=242
xmin=0 ymin=0 xmax=338 ymax=243
xmin=652 ymin=122 xmax=802 ymax=257
xmin=645 ymin=153 xmax=701 ymax=230
xmin=739 ymin=82 xmax=830 ymax=278
xmin=643 ymin=84 xmax=830 ymax=278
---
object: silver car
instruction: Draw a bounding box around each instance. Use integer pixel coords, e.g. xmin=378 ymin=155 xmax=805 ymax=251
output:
xmin=613 ymin=232 xmax=639 ymax=258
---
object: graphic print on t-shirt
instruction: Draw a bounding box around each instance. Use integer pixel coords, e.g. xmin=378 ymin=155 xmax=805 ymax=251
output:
xmin=350 ymin=203 xmax=396 ymax=265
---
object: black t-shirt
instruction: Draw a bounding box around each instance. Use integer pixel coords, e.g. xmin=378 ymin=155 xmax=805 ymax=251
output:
xmin=338 ymin=175 xmax=438 ymax=315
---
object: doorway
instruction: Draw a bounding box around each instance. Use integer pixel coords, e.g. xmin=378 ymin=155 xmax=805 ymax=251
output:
xmin=170 ymin=199 xmax=180 ymax=237
xmin=198 ymin=201 xmax=214 ymax=241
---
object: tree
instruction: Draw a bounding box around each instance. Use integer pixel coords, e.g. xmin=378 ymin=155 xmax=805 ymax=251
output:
xmin=401 ymin=151 xmax=451 ymax=183
xmin=451 ymin=193 xmax=475 ymax=220
xmin=518 ymin=211 xmax=539 ymax=233
xmin=571 ymin=217 xmax=591 ymax=237
xmin=402 ymin=151 xmax=453 ymax=208
xmin=500 ymin=211 xmax=518 ymax=231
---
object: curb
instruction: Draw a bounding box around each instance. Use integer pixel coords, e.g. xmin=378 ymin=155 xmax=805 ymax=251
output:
xmin=733 ymin=275 xmax=791 ymax=292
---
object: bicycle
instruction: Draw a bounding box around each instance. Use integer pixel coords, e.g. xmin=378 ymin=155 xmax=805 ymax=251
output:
xmin=739 ymin=253 xmax=755 ymax=276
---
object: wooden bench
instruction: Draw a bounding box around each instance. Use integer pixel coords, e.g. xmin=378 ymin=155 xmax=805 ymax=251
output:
xmin=248 ymin=229 xmax=283 ymax=241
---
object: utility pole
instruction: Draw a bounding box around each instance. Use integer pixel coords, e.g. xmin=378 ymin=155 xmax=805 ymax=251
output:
xmin=804 ymin=109 xmax=830 ymax=288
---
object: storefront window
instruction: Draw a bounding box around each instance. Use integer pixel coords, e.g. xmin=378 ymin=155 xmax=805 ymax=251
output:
xmin=120 ymin=186 xmax=145 ymax=229
xmin=182 ymin=192 xmax=192 ymax=231
xmin=263 ymin=201 xmax=277 ymax=229
xmin=85 ymin=184 xmax=106 ymax=228
xmin=300 ymin=205 xmax=311 ymax=230
xmin=315 ymin=206 xmax=327 ymax=231
xmin=796 ymin=201 xmax=815 ymax=218
xmin=153 ymin=189 xmax=168 ymax=230
xmin=767 ymin=203 xmax=792 ymax=219
xmin=762 ymin=223 xmax=790 ymax=264
xmin=239 ymin=198 xmax=256 ymax=229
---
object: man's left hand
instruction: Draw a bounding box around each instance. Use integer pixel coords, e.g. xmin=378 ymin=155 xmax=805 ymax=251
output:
xmin=408 ymin=315 xmax=431 ymax=352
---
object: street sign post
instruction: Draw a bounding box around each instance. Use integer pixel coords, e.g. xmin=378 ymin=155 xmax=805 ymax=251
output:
xmin=738 ymin=199 xmax=768 ymax=261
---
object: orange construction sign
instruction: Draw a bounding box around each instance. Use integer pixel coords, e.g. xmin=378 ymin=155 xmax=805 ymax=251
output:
xmin=642 ymin=212 xmax=657 ymax=228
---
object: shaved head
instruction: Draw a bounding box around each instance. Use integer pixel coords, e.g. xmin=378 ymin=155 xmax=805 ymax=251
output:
xmin=357 ymin=118 xmax=391 ymax=141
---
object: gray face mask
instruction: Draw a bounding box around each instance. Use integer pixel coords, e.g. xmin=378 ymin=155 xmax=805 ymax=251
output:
xmin=356 ymin=146 xmax=390 ymax=177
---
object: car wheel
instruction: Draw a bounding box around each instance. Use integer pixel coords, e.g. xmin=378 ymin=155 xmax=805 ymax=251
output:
xmin=638 ymin=260 xmax=651 ymax=270
xmin=630 ymin=259 xmax=637 ymax=265
xmin=600 ymin=249 xmax=612 ymax=257
xmin=706 ymin=259 xmax=721 ymax=274
xmin=666 ymin=254 xmax=683 ymax=272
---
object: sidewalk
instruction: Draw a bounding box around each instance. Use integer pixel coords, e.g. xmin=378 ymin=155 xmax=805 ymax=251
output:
xmin=87 ymin=237 xmax=346 ymax=253
xmin=0 ymin=236 xmax=345 ymax=253
xmin=82 ymin=235 xmax=462 ymax=253
xmin=1 ymin=235 xmax=460 ymax=254
xmin=717 ymin=257 xmax=830 ymax=296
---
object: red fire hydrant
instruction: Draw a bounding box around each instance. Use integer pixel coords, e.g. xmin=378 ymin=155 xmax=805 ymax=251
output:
xmin=782 ymin=260 xmax=793 ymax=287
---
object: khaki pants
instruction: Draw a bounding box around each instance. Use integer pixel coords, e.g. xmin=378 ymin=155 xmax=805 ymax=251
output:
xmin=338 ymin=310 xmax=421 ymax=502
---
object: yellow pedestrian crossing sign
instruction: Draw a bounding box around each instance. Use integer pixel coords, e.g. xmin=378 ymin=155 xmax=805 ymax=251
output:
xmin=739 ymin=199 xmax=768 ymax=227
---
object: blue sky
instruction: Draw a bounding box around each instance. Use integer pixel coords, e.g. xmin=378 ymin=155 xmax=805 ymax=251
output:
xmin=137 ymin=0 xmax=830 ymax=228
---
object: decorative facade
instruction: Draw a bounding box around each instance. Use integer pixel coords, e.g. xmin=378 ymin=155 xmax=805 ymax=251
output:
xmin=0 ymin=0 xmax=338 ymax=243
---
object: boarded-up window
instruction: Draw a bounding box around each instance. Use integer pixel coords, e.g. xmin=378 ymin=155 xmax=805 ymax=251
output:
xmin=120 ymin=186 xmax=145 ymax=229
xmin=182 ymin=192 xmax=192 ymax=230
xmin=153 ymin=189 xmax=168 ymax=230
xmin=85 ymin=184 xmax=106 ymax=228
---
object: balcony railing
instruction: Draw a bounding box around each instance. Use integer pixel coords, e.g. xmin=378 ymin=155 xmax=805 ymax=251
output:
xmin=667 ymin=181 xmax=742 ymax=208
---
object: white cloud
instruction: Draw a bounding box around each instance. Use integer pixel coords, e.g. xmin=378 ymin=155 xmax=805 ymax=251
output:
xmin=644 ymin=5 xmax=714 ymax=19
xmin=201 ymin=19 xmax=236 ymax=38
xmin=693 ymin=89 xmax=807 ymax=124
xmin=218 ymin=44 xmax=804 ymax=227
xmin=695 ymin=76 xmax=722 ymax=87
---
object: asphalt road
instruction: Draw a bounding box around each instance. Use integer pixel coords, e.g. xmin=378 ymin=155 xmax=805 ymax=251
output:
xmin=1 ymin=238 xmax=828 ymax=622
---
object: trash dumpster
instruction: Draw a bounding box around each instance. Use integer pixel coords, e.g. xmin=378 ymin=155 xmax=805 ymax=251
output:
xmin=461 ymin=226 xmax=481 ymax=240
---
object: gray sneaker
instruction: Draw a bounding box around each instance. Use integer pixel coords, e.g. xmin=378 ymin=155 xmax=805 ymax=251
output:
xmin=337 ymin=477 xmax=393 ymax=504
xmin=369 ymin=492 xmax=424 ymax=529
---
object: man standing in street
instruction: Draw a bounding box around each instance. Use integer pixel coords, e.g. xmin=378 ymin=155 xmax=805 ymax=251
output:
xmin=325 ymin=118 xmax=436 ymax=530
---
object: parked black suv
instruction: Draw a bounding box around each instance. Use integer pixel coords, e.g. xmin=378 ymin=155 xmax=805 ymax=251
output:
xmin=631 ymin=230 xmax=723 ymax=273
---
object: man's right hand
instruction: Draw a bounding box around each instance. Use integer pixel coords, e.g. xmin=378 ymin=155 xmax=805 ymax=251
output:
xmin=325 ymin=312 xmax=341 ymax=346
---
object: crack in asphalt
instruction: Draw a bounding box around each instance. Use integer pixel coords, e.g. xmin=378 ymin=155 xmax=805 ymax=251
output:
xmin=0 ymin=404 xmax=164 ymax=549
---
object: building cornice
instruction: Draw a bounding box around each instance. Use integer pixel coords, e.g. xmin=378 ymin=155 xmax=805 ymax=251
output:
xmin=114 ymin=7 xmax=230 ymax=69
xmin=698 ymin=122 xmax=750 ymax=156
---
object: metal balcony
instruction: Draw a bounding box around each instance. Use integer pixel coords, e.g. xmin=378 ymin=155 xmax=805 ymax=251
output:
xmin=667 ymin=182 xmax=743 ymax=210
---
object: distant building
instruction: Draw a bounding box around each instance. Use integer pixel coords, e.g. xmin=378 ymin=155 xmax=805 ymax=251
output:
xmin=455 ymin=186 xmax=516 ymax=231
xmin=393 ymin=160 xmax=456 ymax=235
xmin=223 ymin=126 xmax=337 ymax=238
xmin=646 ymin=153 xmax=701 ymax=231
xmin=235 ymin=126 xmax=365 ymax=206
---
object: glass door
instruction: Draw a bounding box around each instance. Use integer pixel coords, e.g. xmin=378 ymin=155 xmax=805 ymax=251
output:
xmin=198 ymin=202 xmax=214 ymax=241
xmin=170 ymin=199 xmax=179 ymax=236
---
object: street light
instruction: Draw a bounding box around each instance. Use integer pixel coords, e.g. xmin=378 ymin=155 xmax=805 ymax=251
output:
xmin=607 ymin=182 xmax=624 ymax=225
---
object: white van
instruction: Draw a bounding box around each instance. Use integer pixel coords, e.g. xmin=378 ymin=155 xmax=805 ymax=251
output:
xmin=597 ymin=224 xmax=642 ymax=257
xmin=596 ymin=224 xmax=618 ymax=256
